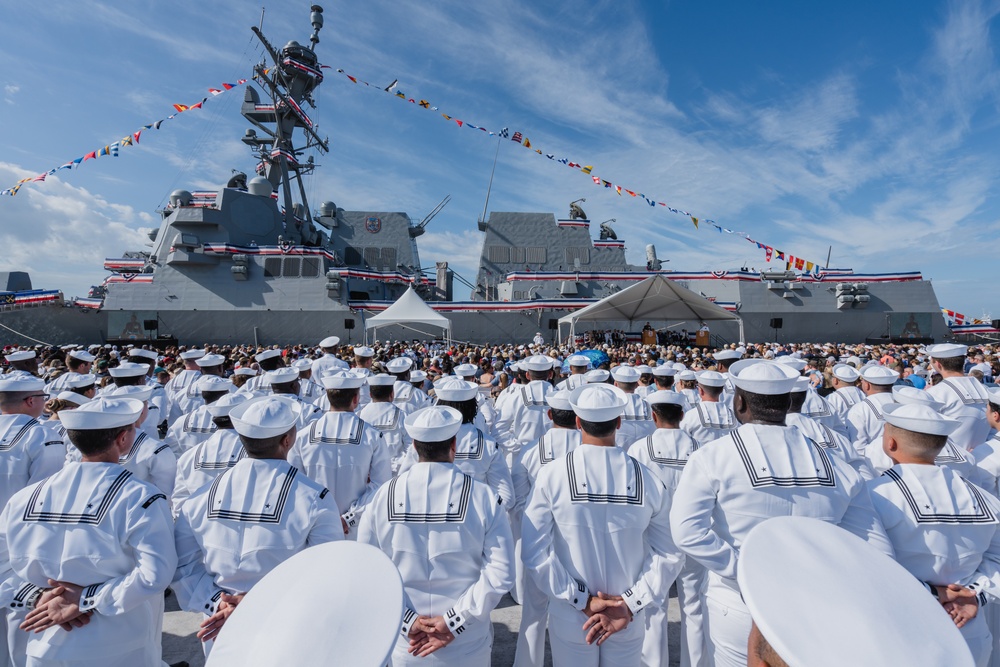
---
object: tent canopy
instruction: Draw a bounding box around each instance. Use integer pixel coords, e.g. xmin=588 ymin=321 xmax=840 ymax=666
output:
xmin=365 ymin=286 xmax=451 ymax=341
xmin=558 ymin=275 xmax=742 ymax=341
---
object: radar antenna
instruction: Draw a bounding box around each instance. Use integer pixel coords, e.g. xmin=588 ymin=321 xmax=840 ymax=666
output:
xmin=599 ymin=218 xmax=617 ymax=240
xmin=569 ymin=198 xmax=587 ymax=221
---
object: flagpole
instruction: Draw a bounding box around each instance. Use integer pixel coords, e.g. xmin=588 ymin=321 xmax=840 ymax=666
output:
xmin=478 ymin=136 xmax=502 ymax=230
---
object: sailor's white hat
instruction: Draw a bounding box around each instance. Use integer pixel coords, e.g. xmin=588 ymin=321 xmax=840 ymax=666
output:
xmin=313 ymin=357 xmax=349 ymax=374
xmin=672 ymin=362 xmax=687 ymax=372
xmin=610 ymin=365 xmax=641 ymax=383
xmin=61 ymin=397 xmax=143 ymax=430
xmin=790 ymin=377 xmax=811 ymax=393
xmin=775 ymin=356 xmax=807 ymax=372
xmin=180 ymin=349 xmax=206 ymax=360
xmin=713 ymin=349 xmax=742 ymax=362
xmin=353 ymin=346 xmax=374 ymax=358
xmin=545 ymin=390 xmax=574 ymax=411
xmin=988 ymin=387 xmax=1000 ymax=405
xmin=255 ymin=349 xmax=283 ymax=363
xmin=367 ymin=373 xmax=396 ymax=387
xmin=523 ymin=355 xmax=554 ymax=372
xmin=738 ymin=516 xmax=973 ymax=667
xmin=68 ymin=350 xmax=96 ymax=363
xmin=56 ymin=391 xmax=90 ymax=406
xmin=832 ymin=364 xmax=860 ymax=382
xmin=409 ymin=370 xmax=427 ymax=383
xmin=4 ymin=351 xmax=35 ymax=363
xmin=65 ymin=373 xmax=97 ymax=389
xmin=652 ymin=364 xmax=676 ymax=377
xmin=926 ymin=343 xmax=968 ymax=359
xmin=108 ymin=362 xmax=149 ymax=378
xmin=234 ymin=367 xmax=258 ymax=376
xmin=206 ymin=392 xmax=251 ymax=417
xmin=386 ymin=357 xmax=413 ymax=373
xmin=128 ymin=348 xmax=158 ymax=362
xmin=434 ymin=378 xmax=478 ymax=402
xmin=320 ymin=336 xmax=341 ymax=349
xmin=231 ymin=396 xmax=299 ymax=438
xmin=453 ymin=363 xmax=478 ymax=377
xmin=585 ymin=369 xmax=610 ymax=383
xmin=677 ymin=369 xmax=697 ymax=381
xmin=890 ymin=385 xmax=942 ymax=410
xmin=197 ymin=375 xmax=235 ymax=393
xmin=645 ymin=390 xmax=687 ymax=407
xmin=883 ymin=403 xmax=960 ymax=436
xmin=404 ymin=406 xmax=463 ymax=442
xmin=0 ymin=374 xmax=44 ymax=392
xmin=696 ymin=370 xmax=727 ymax=388
xmin=635 ymin=364 xmax=653 ymax=375
xmin=107 ymin=384 xmax=154 ymax=403
xmin=729 ymin=359 xmax=799 ymax=395
xmin=196 ymin=354 xmax=226 ymax=368
xmin=292 ymin=358 xmax=313 ymax=372
xmin=569 ymin=384 xmax=628 ymax=422
xmin=567 ymin=354 xmax=590 ymax=367
xmin=320 ymin=370 xmax=365 ymax=390
xmin=860 ymin=365 xmax=899 ymax=385
xmin=265 ymin=368 xmax=300 ymax=385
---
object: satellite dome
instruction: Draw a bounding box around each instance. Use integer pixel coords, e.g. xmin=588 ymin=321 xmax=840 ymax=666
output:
xmin=247 ymin=177 xmax=273 ymax=198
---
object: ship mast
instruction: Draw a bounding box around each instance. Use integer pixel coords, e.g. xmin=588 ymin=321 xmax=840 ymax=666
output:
xmin=246 ymin=5 xmax=330 ymax=242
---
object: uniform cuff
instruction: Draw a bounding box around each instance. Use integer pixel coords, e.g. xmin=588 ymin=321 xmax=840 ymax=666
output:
xmin=79 ymin=583 xmax=103 ymax=612
xmin=400 ymin=607 xmax=418 ymax=637
xmin=622 ymin=585 xmax=649 ymax=616
xmin=10 ymin=583 xmax=42 ymax=610
xmin=444 ymin=607 xmax=466 ymax=635
xmin=202 ymin=589 xmax=225 ymax=615
xmin=571 ymin=580 xmax=590 ymax=610
xmin=342 ymin=509 xmax=358 ymax=530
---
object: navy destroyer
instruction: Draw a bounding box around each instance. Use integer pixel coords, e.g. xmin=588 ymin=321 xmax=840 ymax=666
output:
xmin=0 ymin=6 xmax=951 ymax=347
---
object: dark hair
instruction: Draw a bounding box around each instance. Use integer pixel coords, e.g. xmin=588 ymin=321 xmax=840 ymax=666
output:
xmin=615 ymin=381 xmax=638 ymax=392
xmin=698 ymin=384 xmax=723 ymax=399
xmin=212 ymin=415 xmax=234 ymax=429
xmin=369 ymin=384 xmax=394 ymax=401
xmin=650 ymin=403 xmax=683 ymax=425
xmin=414 ymin=436 xmax=454 ymax=461
xmin=239 ymin=430 xmax=293 ymax=457
xmin=113 ymin=374 xmax=145 ymax=387
xmin=67 ymin=425 xmax=132 ymax=456
xmin=202 ymin=390 xmax=229 ymax=405
xmin=736 ymin=387 xmax=789 ymax=423
xmin=438 ymin=398 xmax=478 ymax=424
xmin=0 ymin=390 xmax=33 ymax=408
xmin=578 ymin=417 xmax=618 ymax=438
xmin=787 ymin=392 xmax=806 ymax=413
xmin=326 ymin=387 xmax=359 ymax=411
xmin=884 ymin=423 xmax=947 ymax=458
xmin=935 ymin=356 xmax=964 ymax=373
xmin=989 ymin=401 xmax=1000 ymax=415
xmin=549 ymin=407 xmax=577 ymax=428
xmin=70 ymin=383 xmax=96 ymax=396
xmin=258 ymin=356 xmax=284 ymax=372
xmin=391 ymin=370 xmax=411 ymax=382
xmin=527 ymin=369 xmax=550 ymax=381
xmin=654 ymin=376 xmax=674 ymax=389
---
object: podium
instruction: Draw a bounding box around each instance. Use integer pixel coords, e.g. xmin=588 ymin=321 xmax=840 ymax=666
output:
xmin=641 ymin=330 xmax=656 ymax=346
xmin=695 ymin=331 xmax=710 ymax=347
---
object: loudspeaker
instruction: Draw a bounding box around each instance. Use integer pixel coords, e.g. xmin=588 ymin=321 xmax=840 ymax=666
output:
xmin=548 ymin=319 xmax=558 ymax=330
xmin=770 ymin=318 xmax=783 ymax=329
xmin=143 ymin=319 xmax=158 ymax=331
xmin=344 ymin=319 xmax=355 ymax=330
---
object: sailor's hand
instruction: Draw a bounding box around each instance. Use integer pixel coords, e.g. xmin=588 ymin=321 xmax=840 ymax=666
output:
xmin=582 ymin=592 xmax=632 ymax=645
xmin=197 ymin=592 xmax=244 ymax=642
xmin=21 ymin=580 xmax=86 ymax=633
xmin=584 ymin=591 xmax=625 ymax=616
xmin=936 ymin=583 xmax=975 ymax=604
xmin=407 ymin=615 xmax=455 ymax=657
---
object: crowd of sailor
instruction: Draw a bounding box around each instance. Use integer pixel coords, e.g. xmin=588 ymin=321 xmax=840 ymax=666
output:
xmin=0 ymin=335 xmax=997 ymax=666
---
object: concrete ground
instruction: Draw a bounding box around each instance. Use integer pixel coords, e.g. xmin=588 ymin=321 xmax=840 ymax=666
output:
xmin=163 ymin=588 xmax=682 ymax=666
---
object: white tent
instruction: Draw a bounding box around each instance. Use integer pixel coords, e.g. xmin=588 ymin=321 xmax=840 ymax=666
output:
xmin=558 ymin=275 xmax=743 ymax=343
xmin=364 ymin=286 xmax=451 ymax=343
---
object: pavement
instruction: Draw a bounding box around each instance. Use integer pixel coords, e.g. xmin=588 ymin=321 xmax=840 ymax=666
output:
xmin=163 ymin=589 xmax=683 ymax=666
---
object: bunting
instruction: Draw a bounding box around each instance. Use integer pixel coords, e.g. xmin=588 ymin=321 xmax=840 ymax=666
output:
xmin=1 ymin=78 xmax=249 ymax=198
xmin=334 ymin=67 xmax=825 ymax=271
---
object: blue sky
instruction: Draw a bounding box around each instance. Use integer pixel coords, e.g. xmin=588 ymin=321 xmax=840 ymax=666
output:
xmin=1 ymin=0 xmax=999 ymax=320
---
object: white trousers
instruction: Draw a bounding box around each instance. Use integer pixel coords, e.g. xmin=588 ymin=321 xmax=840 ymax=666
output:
xmin=704 ymin=593 xmax=752 ymax=667
xmin=639 ymin=601 xmax=667 ymax=667
xmin=961 ymin=611 xmax=992 ymax=667
xmin=548 ymin=600 xmax=644 ymax=667
xmin=26 ymin=647 xmax=151 ymax=667
xmin=986 ymin=603 xmax=1000 ymax=667
xmin=678 ymin=560 xmax=708 ymax=667
xmin=513 ymin=568 xmax=549 ymax=667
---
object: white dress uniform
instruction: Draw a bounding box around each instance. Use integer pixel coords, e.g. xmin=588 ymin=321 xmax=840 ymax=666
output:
xmin=310 ymin=353 xmax=348 ymax=379
xmin=786 ymin=412 xmax=873 ymax=479
xmin=826 ymin=385 xmax=865 ymax=424
xmin=634 ymin=383 xmax=656 ymax=398
xmin=172 ymin=458 xmax=343 ymax=654
xmin=392 ymin=382 xmax=426 ymax=415
xmin=669 ymin=423 xmax=894 ymax=667
xmin=522 ymin=444 xmax=684 ymax=666
xmin=117 ymin=430 xmax=177 ymax=498
xmin=680 ymin=388 xmax=700 ymax=407
xmin=846 ymin=392 xmax=895 ymax=451
xmin=358 ymin=401 xmax=411 ymax=475
xmin=164 ymin=405 xmax=217 ymax=455
xmin=0 ymin=462 xmax=176 ymax=667
xmin=864 ymin=437 xmax=978 ymax=477
xmin=358 ymin=462 xmax=514 ymax=666
xmin=298 ymin=377 xmax=324 ymax=404
xmin=288 ymin=411 xmax=391 ymax=537
xmin=398 ymin=423 xmax=513 ymax=507
xmin=555 ymin=375 xmax=588 ymax=392
xmin=869 ymin=464 xmax=1000 ymax=665
xmin=628 ymin=429 xmax=705 ymax=667
xmin=497 ymin=381 xmax=555 ymax=458
xmin=166 ymin=377 xmax=203 ymax=426
xmin=0 ymin=414 xmax=65 ymax=511
xmin=800 ymin=390 xmax=845 ymax=434
xmin=615 ymin=393 xmax=656 ymax=449
xmin=679 ymin=401 xmax=735 ymax=447
xmin=927 ymin=377 xmax=992 ymax=451
xmin=973 ymin=434 xmax=1000 ymax=496
xmin=172 ymin=429 xmax=245 ymax=512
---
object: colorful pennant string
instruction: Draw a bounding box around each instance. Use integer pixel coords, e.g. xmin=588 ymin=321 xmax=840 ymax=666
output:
xmin=334 ymin=68 xmax=825 ymax=271
xmin=0 ymin=79 xmax=248 ymax=198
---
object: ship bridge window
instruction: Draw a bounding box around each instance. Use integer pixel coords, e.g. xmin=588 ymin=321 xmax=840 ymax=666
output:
xmin=301 ymin=257 xmax=320 ymax=277
xmin=488 ymin=246 xmax=510 ymax=264
xmin=263 ymin=257 xmax=282 ymax=278
xmin=282 ymin=257 xmax=301 ymax=277
xmin=566 ymin=248 xmax=590 ymax=265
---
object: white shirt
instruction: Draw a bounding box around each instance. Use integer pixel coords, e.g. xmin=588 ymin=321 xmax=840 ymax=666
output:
xmin=786 ymin=412 xmax=872 ymax=479
xmin=615 ymin=393 xmax=656 ymax=449
xmin=298 ymin=377 xmax=324 ymax=403
xmin=358 ymin=401 xmax=411 ymax=475
xmin=497 ymin=381 xmax=555 ymax=456
xmin=972 ymin=435 xmax=1000 ymax=496
xmin=826 ymin=385 xmax=865 ymax=424
xmin=511 ymin=427 xmax=582 ymax=514
xmin=864 ymin=438 xmax=978 ymax=478
xmin=164 ymin=404 xmax=218 ymax=454
xmin=165 ymin=369 xmax=201 ymax=425
xmin=167 ymin=380 xmax=204 ymax=427
xmin=0 ymin=413 xmax=66 ymax=511
xmin=680 ymin=400 xmax=735 ymax=447
xmin=555 ymin=375 xmax=588 ymax=392
xmin=627 ymin=428 xmax=699 ymax=496
xmin=173 ymin=458 xmax=342 ymax=616
xmin=845 ymin=392 xmax=895 ymax=451
xmin=800 ymin=390 xmax=845 ymax=434
xmin=670 ymin=422 xmax=893 ymax=605
xmin=118 ymin=430 xmax=177 ymax=498
xmin=288 ymin=411 xmax=391 ymax=533
xmin=173 ymin=429 xmax=246 ymax=511
xmin=358 ymin=462 xmax=514 ymax=652
xmin=522 ymin=444 xmax=684 ymax=615
xmin=927 ymin=377 xmax=992 ymax=451
xmin=0 ymin=462 xmax=176 ymax=662
xmin=391 ymin=382 xmax=427 ymax=415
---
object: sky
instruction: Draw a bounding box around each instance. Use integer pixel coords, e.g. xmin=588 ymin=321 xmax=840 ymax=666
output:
xmin=1 ymin=0 xmax=999 ymax=320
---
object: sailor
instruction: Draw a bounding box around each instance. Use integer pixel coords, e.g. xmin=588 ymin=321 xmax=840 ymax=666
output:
xmin=172 ymin=395 xmax=343 ymax=656
xmin=868 ymin=403 xmax=1000 ymax=664
xmin=845 ymin=365 xmax=899 ymax=451
xmin=387 ymin=357 xmax=424 ymax=415
xmin=627 ymin=391 xmax=704 ymax=667
xmin=611 ymin=365 xmax=656 ymax=449
xmin=584 ymin=368 xmax=611 ymax=384
xmin=4 ymin=350 xmax=39 ymax=377
xmin=125 ymin=348 xmax=167 ymax=428
xmin=293 ymin=358 xmax=323 ymax=404
xmin=357 ymin=374 xmax=411 ymax=476
xmin=0 ymin=373 xmax=65 ymax=509
xmin=676 ymin=370 xmax=700 ymax=406
xmin=738 ymin=516 xmax=975 ymax=667
xmin=264 ymin=367 xmax=323 ymax=430
xmin=400 ymin=378 xmax=513 ymax=506
xmin=163 ymin=375 xmax=234 ymax=455
xmin=172 ymin=393 xmax=250 ymax=511
xmin=309 ymin=336 xmax=347 ymax=380
xmin=39 ymin=391 xmax=89 ymax=452
xmin=163 ymin=348 xmax=206 ymax=409
xmin=288 ymin=370 xmax=391 ymax=538
xmin=556 ymin=355 xmax=591 ymax=392
xmin=408 ymin=370 xmax=432 ymax=408
xmin=521 ymin=384 xmax=683 ymax=666
xmin=102 ymin=385 xmax=177 ymax=498
xmin=971 ymin=389 xmax=1000 ymax=496
xmin=496 ymin=355 xmax=556 ymax=461
xmin=239 ymin=349 xmax=285 ymax=394
xmin=712 ymin=349 xmax=742 ymax=406
xmin=926 ymin=343 xmax=992 ymax=451
xmin=358 ymin=406 xmax=514 ymax=666
xmin=453 ymin=363 xmax=497 ymax=436
xmin=679 ymin=370 xmax=736 ymax=447
xmin=45 ymin=349 xmax=95 ymax=395
xmin=669 ymin=359 xmax=893 ymax=667
xmin=106 ymin=362 xmax=163 ymax=439
xmin=230 ymin=366 xmax=257 ymax=391
xmin=634 ymin=365 xmax=656 ymax=398
xmin=511 ymin=390 xmax=582 ymax=667
xmin=167 ymin=353 xmax=227 ymax=432
xmin=776 ymin=356 xmax=841 ymax=433
xmin=0 ymin=396 xmax=176 ymax=667
xmin=825 ymin=363 xmax=865 ymax=425
xmin=787 ymin=377 xmax=872 ymax=479
xmin=64 ymin=373 xmax=98 ymax=401
xmin=350 ymin=345 xmax=375 ymax=407
xmin=863 ymin=386 xmax=977 ymax=478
